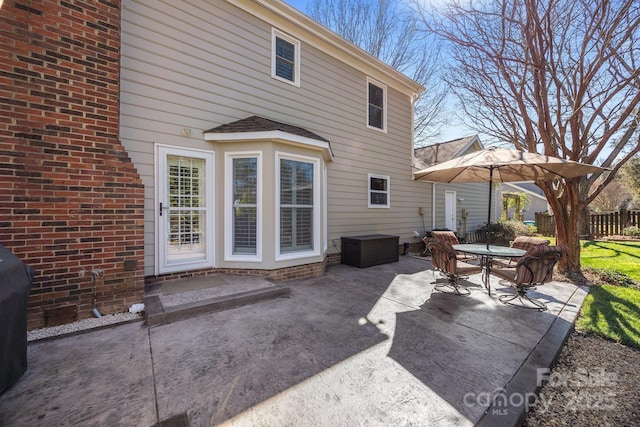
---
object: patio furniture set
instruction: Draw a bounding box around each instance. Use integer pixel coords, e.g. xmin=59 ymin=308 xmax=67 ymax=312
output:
xmin=414 ymin=146 xmax=601 ymax=312
xmin=424 ymin=231 xmax=567 ymax=311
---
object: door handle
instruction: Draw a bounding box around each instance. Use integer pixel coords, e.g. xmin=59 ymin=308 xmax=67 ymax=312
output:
xmin=159 ymin=202 xmax=163 ymax=216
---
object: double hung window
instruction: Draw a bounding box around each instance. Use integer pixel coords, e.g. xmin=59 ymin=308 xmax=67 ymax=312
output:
xmin=272 ymin=29 xmax=300 ymax=86
xmin=225 ymin=153 xmax=261 ymax=260
xmin=367 ymin=78 xmax=387 ymax=131
xmin=368 ymin=174 xmax=390 ymax=208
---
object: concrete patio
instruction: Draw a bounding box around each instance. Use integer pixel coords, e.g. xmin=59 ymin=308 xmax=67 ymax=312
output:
xmin=0 ymin=255 xmax=587 ymax=427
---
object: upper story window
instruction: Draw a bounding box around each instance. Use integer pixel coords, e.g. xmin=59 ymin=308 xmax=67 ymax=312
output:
xmin=272 ymin=29 xmax=300 ymax=87
xmin=368 ymin=173 xmax=390 ymax=208
xmin=367 ymin=78 xmax=387 ymax=132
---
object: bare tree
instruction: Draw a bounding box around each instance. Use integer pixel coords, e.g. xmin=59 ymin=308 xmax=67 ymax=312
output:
xmin=590 ymin=178 xmax=634 ymax=212
xmin=307 ymin=0 xmax=448 ymax=144
xmin=414 ymin=0 xmax=640 ymax=273
xmin=620 ymin=155 xmax=640 ymax=206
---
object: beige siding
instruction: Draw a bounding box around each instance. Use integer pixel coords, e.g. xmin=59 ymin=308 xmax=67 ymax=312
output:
xmin=120 ymin=0 xmax=429 ymax=275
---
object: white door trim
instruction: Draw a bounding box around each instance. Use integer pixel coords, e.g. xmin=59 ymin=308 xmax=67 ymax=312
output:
xmin=156 ymin=145 xmax=215 ymax=274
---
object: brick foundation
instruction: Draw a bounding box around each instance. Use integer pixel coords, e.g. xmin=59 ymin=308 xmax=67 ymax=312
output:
xmin=145 ymin=261 xmax=327 ymax=286
xmin=0 ymin=0 xmax=145 ymax=330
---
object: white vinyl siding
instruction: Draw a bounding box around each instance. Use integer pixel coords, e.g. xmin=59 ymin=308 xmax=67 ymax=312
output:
xmin=121 ymin=0 xmax=475 ymax=273
xmin=276 ymin=152 xmax=320 ymax=260
xmin=225 ymin=152 xmax=262 ymax=261
xmin=272 ymin=28 xmax=300 ymax=87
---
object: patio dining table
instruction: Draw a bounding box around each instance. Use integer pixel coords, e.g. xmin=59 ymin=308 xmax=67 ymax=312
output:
xmin=452 ymin=244 xmax=526 ymax=296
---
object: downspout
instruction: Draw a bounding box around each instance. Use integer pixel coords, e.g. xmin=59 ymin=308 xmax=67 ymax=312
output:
xmin=432 ymin=143 xmax=439 ymax=231
xmin=432 ymin=182 xmax=436 ymax=230
xmin=92 ymin=269 xmax=103 ymax=318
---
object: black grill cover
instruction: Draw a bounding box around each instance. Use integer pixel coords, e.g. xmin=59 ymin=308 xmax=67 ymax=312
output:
xmin=0 ymin=244 xmax=34 ymax=394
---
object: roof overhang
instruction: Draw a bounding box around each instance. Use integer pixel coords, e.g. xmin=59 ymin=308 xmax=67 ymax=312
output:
xmin=204 ymin=130 xmax=334 ymax=162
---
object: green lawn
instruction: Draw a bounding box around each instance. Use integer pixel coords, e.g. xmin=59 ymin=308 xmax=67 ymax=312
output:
xmin=574 ymin=239 xmax=640 ymax=348
xmin=580 ymin=240 xmax=640 ymax=282
xmin=576 ymin=285 xmax=640 ymax=348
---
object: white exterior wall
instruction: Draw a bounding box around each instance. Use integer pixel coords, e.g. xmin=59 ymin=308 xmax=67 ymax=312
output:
xmin=120 ymin=0 xmax=430 ymax=275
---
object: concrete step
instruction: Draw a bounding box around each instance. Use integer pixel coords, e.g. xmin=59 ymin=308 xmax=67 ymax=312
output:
xmin=145 ymin=284 xmax=290 ymax=327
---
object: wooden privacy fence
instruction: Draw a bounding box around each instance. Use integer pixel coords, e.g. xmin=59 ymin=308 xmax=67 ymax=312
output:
xmin=535 ymin=209 xmax=640 ymax=238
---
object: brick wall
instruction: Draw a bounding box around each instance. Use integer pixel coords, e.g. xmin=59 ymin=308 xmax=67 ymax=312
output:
xmin=0 ymin=0 xmax=145 ymax=329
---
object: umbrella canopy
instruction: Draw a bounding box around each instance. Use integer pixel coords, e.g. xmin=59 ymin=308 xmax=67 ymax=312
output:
xmin=414 ymin=147 xmax=604 ymax=183
xmin=414 ymin=147 xmax=606 ymax=247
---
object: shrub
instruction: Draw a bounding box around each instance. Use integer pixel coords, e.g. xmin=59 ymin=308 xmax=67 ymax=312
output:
xmin=622 ymin=226 xmax=640 ymax=237
xmin=475 ymin=220 xmax=535 ymax=245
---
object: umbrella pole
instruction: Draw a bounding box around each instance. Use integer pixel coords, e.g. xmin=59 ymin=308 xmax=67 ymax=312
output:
xmin=487 ymin=167 xmax=493 ymax=249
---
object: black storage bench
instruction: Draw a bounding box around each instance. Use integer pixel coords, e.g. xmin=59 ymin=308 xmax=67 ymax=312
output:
xmin=341 ymin=234 xmax=399 ymax=268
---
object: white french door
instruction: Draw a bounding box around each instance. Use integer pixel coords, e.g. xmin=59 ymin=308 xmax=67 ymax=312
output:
xmin=157 ymin=146 xmax=214 ymax=274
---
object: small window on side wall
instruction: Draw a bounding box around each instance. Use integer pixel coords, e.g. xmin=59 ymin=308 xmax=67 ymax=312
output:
xmin=272 ymin=29 xmax=300 ymax=87
xmin=367 ymin=77 xmax=386 ymax=132
xmin=368 ymin=174 xmax=390 ymax=208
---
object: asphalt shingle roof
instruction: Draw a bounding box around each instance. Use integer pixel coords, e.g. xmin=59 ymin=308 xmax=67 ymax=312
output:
xmin=413 ymin=135 xmax=479 ymax=167
xmin=205 ymin=116 xmax=329 ymax=142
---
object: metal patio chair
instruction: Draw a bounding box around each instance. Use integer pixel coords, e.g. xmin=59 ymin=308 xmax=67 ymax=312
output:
xmin=427 ymin=240 xmax=482 ymax=296
xmin=493 ymin=245 xmax=566 ymax=310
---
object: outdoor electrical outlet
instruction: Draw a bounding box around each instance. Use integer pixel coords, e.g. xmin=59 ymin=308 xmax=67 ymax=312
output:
xmin=418 ymin=207 xmax=424 ymax=216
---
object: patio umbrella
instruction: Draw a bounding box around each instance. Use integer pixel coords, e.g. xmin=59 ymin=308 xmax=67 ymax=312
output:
xmin=414 ymin=147 xmax=606 ymax=247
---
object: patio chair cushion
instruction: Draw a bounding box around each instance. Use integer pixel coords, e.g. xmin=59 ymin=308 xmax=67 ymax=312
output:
xmin=427 ymin=240 xmax=482 ymax=277
xmin=510 ymin=236 xmax=550 ymax=252
xmin=431 ymin=231 xmax=459 ymax=246
xmin=494 ymin=244 xmax=566 ymax=287
xmin=429 ymin=231 xmax=478 ymax=262
xmin=494 ymin=235 xmax=551 ymax=267
xmin=493 ymin=245 xmax=566 ymax=310
xmin=427 ymin=240 xmax=482 ymax=296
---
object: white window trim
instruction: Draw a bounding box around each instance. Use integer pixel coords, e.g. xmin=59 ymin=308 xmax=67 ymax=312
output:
xmin=224 ymin=152 xmax=262 ymax=262
xmin=368 ymin=173 xmax=390 ymax=208
xmin=323 ymin=162 xmax=328 ymax=253
xmin=276 ymin=151 xmax=321 ymax=261
xmin=271 ymin=28 xmax=301 ymax=87
xmin=366 ymin=77 xmax=387 ymax=133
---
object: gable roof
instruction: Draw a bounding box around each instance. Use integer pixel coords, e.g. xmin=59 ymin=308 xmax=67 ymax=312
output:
xmin=413 ymin=135 xmax=483 ymax=169
xmin=204 ymin=116 xmax=334 ymax=161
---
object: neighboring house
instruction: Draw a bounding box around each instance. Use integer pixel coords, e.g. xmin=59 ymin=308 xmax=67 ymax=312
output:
xmin=413 ymin=136 xmax=493 ymax=236
xmin=3 ymin=0 xmax=452 ymax=328
xmin=497 ymin=182 xmax=550 ymax=222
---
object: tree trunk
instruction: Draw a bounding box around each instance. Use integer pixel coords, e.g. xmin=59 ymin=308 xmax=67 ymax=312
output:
xmin=541 ymin=180 xmax=582 ymax=274
xmin=560 ymin=209 xmax=582 ymax=273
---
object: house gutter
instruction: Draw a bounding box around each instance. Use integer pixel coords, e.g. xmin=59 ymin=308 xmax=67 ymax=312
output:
xmin=432 ymin=183 xmax=436 ymax=230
